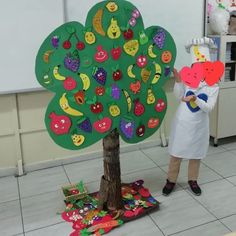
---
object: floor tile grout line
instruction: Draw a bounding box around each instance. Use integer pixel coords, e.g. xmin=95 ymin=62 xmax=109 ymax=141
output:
xmin=62 ymin=164 xmax=72 ymax=184
xmin=184 ymin=187 xmax=219 ymax=219
xmin=167 ymin=219 xmax=224 ymax=236
xmin=140 ymin=149 xmax=166 ymax=168
xmin=16 ymin=177 xmax=26 ymax=235
xmin=201 ymin=161 xmax=236 ymax=187
xmin=23 ymin=221 xmax=66 ymax=235
xmin=148 ymin=213 xmax=165 ymax=236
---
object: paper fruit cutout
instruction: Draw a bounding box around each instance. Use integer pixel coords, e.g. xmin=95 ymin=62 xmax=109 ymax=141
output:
xmin=123 ymin=28 xmax=134 ymax=40
xmin=120 ymin=118 xmax=135 ymax=139
xmin=85 ymin=31 xmax=96 ymax=44
xmin=60 ymin=93 xmax=83 ymax=116
xmin=71 ymin=134 xmax=85 ymax=146
xmin=136 ymin=124 xmax=145 ymax=137
xmin=186 ymin=91 xmax=208 ymax=113
xmin=93 ymin=117 xmax=112 ymax=133
xmin=153 ymin=29 xmax=166 ymax=49
xmin=111 ymin=46 xmax=122 ymax=60
xmin=106 ymin=1 xmax=118 ymax=12
xmin=180 ymin=63 xmax=204 ymax=89
xmin=77 ymin=117 xmax=92 ymax=133
xmin=148 ymin=117 xmax=159 ymax=128
xmin=49 ymin=112 xmax=71 ymax=135
xmin=94 ymin=45 xmax=109 ymax=63
xmin=123 ymin=40 xmax=139 ymax=56
xmin=155 ymin=99 xmax=166 ymax=112
xmin=64 ymin=50 xmax=80 ymax=72
xmin=107 ymin=17 xmax=121 ymax=39
xmin=35 ymin=0 xmax=176 ymax=149
xmin=161 ymin=51 xmax=172 ymax=64
xmin=203 ymin=61 xmax=224 ymax=86
xmin=92 ymin=67 xmax=107 ymax=85
xmin=93 ymin=9 xmax=106 ymax=36
xmin=136 ymin=55 xmax=148 ymax=68
xmin=63 ymin=77 xmax=77 ymax=91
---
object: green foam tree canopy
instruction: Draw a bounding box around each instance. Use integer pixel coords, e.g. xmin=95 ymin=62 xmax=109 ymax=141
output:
xmin=35 ymin=0 xmax=176 ymax=150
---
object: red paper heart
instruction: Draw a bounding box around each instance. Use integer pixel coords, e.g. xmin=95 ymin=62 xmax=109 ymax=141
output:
xmin=180 ymin=63 xmax=203 ymax=88
xmin=203 ymin=61 xmax=224 ymax=86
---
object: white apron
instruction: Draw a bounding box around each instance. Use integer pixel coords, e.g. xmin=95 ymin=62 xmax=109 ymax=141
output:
xmin=168 ymin=82 xmax=219 ymax=159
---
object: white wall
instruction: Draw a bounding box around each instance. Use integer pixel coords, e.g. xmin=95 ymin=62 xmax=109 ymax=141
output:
xmin=0 ymin=0 xmax=202 ymax=176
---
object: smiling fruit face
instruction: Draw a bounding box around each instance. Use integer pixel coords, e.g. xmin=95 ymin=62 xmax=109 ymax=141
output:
xmin=155 ymin=99 xmax=166 ymax=112
xmin=71 ymin=134 xmax=85 ymax=146
xmin=136 ymin=125 xmax=145 ymax=137
xmin=106 ymin=2 xmax=118 ymax=12
xmin=85 ymin=31 xmax=96 ymax=44
xmin=136 ymin=55 xmax=148 ymax=68
xmin=148 ymin=117 xmax=159 ymax=128
xmin=90 ymin=102 xmax=103 ymax=114
xmin=94 ymin=45 xmax=108 ymax=62
xmin=161 ymin=51 xmax=172 ymax=64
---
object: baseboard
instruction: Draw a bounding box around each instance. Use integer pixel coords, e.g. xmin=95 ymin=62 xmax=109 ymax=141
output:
xmin=1 ymin=139 xmax=162 ymax=177
xmin=0 ymin=167 xmax=17 ymax=177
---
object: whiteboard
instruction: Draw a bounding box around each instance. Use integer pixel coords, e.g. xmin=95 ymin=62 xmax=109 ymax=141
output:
xmin=65 ymin=0 xmax=205 ymax=69
xmin=0 ymin=0 xmax=204 ymax=94
xmin=0 ymin=0 xmax=64 ymax=94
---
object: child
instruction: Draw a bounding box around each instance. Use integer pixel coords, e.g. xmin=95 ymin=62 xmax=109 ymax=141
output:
xmin=162 ymin=37 xmax=220 ymax=196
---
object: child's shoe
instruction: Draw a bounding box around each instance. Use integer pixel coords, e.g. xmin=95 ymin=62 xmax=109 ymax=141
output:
xmin=188 ymin=180 xmax=202 ymax=196
xmin=162 ymin=179 xmax=176 ymax=196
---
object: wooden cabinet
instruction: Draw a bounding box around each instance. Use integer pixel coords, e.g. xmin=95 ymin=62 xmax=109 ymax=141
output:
xmin=209 ymin=35 xmax=236 ymax=145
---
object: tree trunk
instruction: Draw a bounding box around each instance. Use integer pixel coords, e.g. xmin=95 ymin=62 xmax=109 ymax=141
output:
xmin=98 ymin=128 xmax=122 ymax=211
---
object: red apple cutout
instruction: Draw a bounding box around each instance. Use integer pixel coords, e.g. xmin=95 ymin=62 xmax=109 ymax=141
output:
xmin=123 ymin=28 xmax=134 ymax=40
xmin=203 ymin=61 xmax=224 ymax=86
xmin=111 ymin=46 xmax=122 ymax=60
xmin=63 ymin=77 xmax=77 ymax=90
xmin=93 ymin=117 xmax=112 ymax=133
xmin=136 ymin=55 xmax=148 ymax=68
xmin=155 ymin=99 xmax=166 ymax=112
xmin=113 ymin=69 xmax=122 ymax=81
xmin=49 ymin=112 xmax=71 ymax=135
xmin=90 ymin=102 xmax=103 ymax=114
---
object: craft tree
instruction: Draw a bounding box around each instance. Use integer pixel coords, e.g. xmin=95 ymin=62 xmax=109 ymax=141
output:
xmin=36 ymin=0 xmax=176 ymax=209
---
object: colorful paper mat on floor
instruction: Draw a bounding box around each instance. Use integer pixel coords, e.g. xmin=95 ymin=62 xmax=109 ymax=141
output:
xmin=61 ymin=180 xmax=159 ymax=235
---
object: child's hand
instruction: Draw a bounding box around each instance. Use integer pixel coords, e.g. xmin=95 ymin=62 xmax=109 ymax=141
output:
xmin=172 ymin=68 xmax=181 ymax=82
xmin=182 ymin=95 xmax=197 ymax=102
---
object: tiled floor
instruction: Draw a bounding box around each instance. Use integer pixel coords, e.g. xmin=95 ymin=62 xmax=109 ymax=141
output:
xmin=0 ymin=142 xmax=236 ymax=236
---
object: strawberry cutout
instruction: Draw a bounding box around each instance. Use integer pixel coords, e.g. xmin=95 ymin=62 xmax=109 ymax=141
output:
xmin=180 ymin=63 xmax=204 ymax=89
xmin=203 ymin=61 xmax=224 ymax=86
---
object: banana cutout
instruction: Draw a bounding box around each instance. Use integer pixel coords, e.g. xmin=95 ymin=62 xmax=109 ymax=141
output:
xmin=151 ymin=62 xmax=162 ymax=84
xmin=78 ymin=73 xmax=90 ymax=90
xmin=122 ymin=89 xmax=132 ymax=112
xmin=93 ymin=9 xmax=106 ymax=36
xmin=59 ymin=93 xmax=83 ymax=116
xmin=148 ymin=44 xmax=157 ymax=58
xmin=127 ymin=64 xmax=136 ymax=78
xmin=53 ymin=65 xmax=66 ymax=81
xmin=43 ymin=50 xmax=54 ymax=63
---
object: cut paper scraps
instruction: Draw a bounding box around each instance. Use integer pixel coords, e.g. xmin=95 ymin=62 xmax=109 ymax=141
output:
xmin=35 ymin=0 xmax=176 ymax=150
xmin=61 ymin=180 xmax=159 ymax=236
xmin=180 ymin=61 xmax=224 ymax=89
